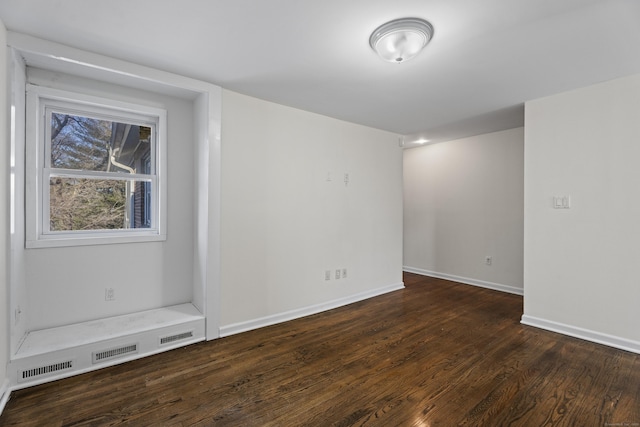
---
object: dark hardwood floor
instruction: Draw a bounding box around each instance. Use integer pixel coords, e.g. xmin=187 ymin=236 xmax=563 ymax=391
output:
xmin=1 ymin=273 xmax=638 ymax=426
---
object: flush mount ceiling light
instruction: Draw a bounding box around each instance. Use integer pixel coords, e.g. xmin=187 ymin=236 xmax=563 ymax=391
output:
xmin=369 ymin=17 xmax=434 ymax=63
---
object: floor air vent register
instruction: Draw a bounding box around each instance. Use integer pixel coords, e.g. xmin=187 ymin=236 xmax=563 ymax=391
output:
xmin=92 ymin=344 xmax=139 ymax=364
xmin=18 ymin=360 xmax=75 ymax=383
xmin=160 ymin=331 xmax=193 ymax=345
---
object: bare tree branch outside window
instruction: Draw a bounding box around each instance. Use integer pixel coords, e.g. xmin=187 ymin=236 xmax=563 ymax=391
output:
xmin=48 ymin=113 xmax=148 ymax=231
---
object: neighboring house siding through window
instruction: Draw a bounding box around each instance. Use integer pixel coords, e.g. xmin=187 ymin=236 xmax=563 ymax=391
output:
xmin=134 ymin=153 xmax=152 ymax=229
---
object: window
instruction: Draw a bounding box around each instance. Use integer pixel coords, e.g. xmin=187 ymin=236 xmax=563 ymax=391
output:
xmin=26 ymin=85 xmax=167 ymax=248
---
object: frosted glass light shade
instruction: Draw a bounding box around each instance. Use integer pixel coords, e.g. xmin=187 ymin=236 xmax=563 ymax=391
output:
xmin=369 ymin=18 xmax=434 ymax=63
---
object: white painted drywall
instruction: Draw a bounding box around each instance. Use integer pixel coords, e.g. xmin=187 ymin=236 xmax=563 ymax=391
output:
xmin=195 ymin=89 xmax=223 ymax=340
xmin=7 ymin=48 xmax=26 ymax=356
xmin=0 ymin=17 xmax=9 ymax=389
xmin=524 ymin=73 xmax=640 ymax=344
xmin=20 ymin=69 xmax=196 ymax=330
xmin=403 ymin=128 xmax=524 ymax=291
xmin=220 ymin=90 xmax=403 ymax=326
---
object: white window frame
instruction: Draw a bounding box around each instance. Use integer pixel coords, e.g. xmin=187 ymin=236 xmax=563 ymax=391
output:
xmin=25 ymin=84 xmax=168 ymax=248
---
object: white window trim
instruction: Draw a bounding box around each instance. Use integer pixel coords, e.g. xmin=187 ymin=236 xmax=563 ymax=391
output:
xmin=25 ymin=84 xmax=168 ymax=248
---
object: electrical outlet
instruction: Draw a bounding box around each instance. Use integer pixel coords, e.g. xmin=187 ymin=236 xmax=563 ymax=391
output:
xmin=105 ymin=288 xmax=115 ymax=301
xmin=553 ymin=195 xmax=571 ymax=209
xmin=342 ymin=268 xmax=347 ymax=279
xmin=485 ymin=256 xmax=492 ymax=266
xmin=325 ymin=270 xmax=331 ymax=281
xmin=335 ymin=269 xmax=341 ymax=279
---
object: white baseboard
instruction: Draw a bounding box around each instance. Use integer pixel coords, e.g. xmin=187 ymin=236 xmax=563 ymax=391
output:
xmin=403 ymin=266 xmax=523 ymax=296
xmin=0 ymin=379 xmax=10 ymax=416
xmin=219 ymin=282 xmax=405 ymax=337
xmin=521 ymin=315 xmax=640 ymax=354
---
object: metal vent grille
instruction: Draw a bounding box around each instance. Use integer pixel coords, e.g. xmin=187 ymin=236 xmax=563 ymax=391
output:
xmin=160 ymin=331 xmax=193 ymax=345
xmin=19 ymin=360 xmax=74 ymax=382
xmin=92 ymin=343 xmax=138 ymax=364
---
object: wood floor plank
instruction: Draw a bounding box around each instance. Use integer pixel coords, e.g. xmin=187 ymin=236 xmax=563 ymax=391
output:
xmin=1 ymin=273 xmax=638 ymax=426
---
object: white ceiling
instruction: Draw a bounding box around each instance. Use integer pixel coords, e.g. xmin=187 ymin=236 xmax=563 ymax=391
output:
xmin=1 ymin=0 xmax=639 ymax=147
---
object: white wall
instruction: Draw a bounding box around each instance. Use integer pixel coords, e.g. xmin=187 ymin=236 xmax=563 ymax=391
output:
xmin=18 ymin=69 xmax=196 ymax=331
xmin=523 ymin=73 xmax=640 ymax=351
xmin=7 ymin=43 xmax=26 ymax=358
xmin=220 ymin=90 xmax=403 ymax=328
xmin=0 ymin=17 xmax=9 ymax=392
xmin=403 ymin=128 xmax=524 ymax=293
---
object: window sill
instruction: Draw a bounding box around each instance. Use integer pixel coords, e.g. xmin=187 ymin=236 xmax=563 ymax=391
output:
xmin=26 ymin=232 xmax=167 ymax=249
